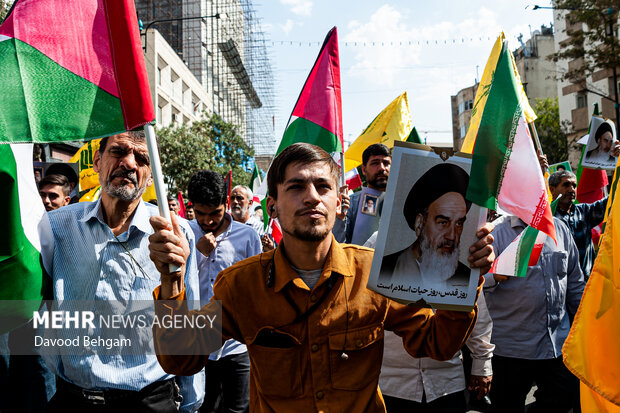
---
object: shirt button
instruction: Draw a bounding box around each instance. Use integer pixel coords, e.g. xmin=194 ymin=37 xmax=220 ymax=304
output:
xmin=355 ymin=340 xmax=363 ymax=348
xmin=311 ymin=344 xmax=319 ymax=352
xmin=316 ymin=391 xmax=324 ymax=400
xmin=101 ymin=274 xmax=107 ymax=279
xmin=310 ymin=294 xmax=318 ymax=302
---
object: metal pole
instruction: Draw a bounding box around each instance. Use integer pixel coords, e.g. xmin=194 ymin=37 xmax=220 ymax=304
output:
xmin=610 ymin=18 xmax=620 ymax=125
xmin=529 ymin=121 xmax=548 ymax=173
xmin=143 ymin=14 xmax=221 ymax=52
xmin=144 ymin=123 xmax=180 ymax=273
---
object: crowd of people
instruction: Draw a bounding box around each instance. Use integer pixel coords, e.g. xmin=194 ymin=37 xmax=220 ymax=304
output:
xmin=0 ymin=130 xmax=616 ymax=413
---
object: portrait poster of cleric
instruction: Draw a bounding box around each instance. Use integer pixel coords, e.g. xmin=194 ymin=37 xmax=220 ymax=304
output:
xmin=582 ymin=116 xmax=619 ymax=170
xmin=367 ymin=142 xmax=486 ymax=311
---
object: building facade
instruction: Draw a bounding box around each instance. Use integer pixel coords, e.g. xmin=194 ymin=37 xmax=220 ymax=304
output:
xmin=452 ymin=26 xmax=558 ymax=151
xmin=144 ymin=29 xmax=213 ymax=128
xmin=553 ymin=10 xmax=619 ymax=167
xmin=451 ymin=83 xmax=478 ymax=151
xmin=136 ymin=0 xmax=276 ymax=154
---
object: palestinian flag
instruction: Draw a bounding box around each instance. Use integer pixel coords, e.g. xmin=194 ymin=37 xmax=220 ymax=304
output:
xmin=462 ymin=36 xmax=555 ymax=277
xmin=0 ymin=144 xmax=52 ymax=332
xmin=406 ymin=126 xmax=423 ymax=144
xmin=276 ymin=26 xmax=343 ymax=156
xmin=0 ymin=0 xmax=155 ymax=333
xmin=0 ymin=0 xmax=155 ymax=143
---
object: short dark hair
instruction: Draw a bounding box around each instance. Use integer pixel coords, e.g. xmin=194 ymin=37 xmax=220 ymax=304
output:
xmin=549 ymin=170 xmax=576 ymax=187
xmin=99 ymin=131 xmax=147 ymax=154
xmin=362 ymin=143 xmax=391 ymax=166
xmin=267 ymin=143 xmax=340 ymax=199
xmin=188 ymin=170 xmax=227 ymax=206
xmin=39 ymin=174 xmax=71 ymax=196
xmin=45 ymin=163 xmax=78 ymax=187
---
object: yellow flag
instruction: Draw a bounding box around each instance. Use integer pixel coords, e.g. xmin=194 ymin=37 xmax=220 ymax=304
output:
xmin=563 ymin=186 xmax=620 ymax=410
xmin=69 ymin=139 xmax=101 ymax=191
xmin=344 ymin=92 xmax=412 ymax=171
xmin=461 ymin=33 xmax=536 ymax=154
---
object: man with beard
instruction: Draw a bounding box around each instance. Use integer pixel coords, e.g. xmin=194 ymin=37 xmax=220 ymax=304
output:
xmin=379 ymin=163 xmax=471 ymax=291
xmin=585 ymin=121 xmax=619 ymax=165
xmin=42 ymin=132 xmax=204 ymax=412
xmin=333 ymin=143 xmax=391 ymax=244
xmin=148 ymin=143 xmax=497 ymax=413
xmin=187 ymin=172 xmax=261 ymax=413
xmin=230 ymin=185 xmax=265 ymax=236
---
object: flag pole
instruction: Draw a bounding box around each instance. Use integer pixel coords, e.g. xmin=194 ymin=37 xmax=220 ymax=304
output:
xmin=528 ymin=121 xmax=548 ymax=174
xmin=339 ymin=151 xmax=349 ymax=215
xmin=144 ymin=123 xmax=180 ymax=273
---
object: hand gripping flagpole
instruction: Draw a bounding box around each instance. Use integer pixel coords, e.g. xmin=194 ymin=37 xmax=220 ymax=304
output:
xmin=339 ymin=151 xmax=348 ymax=215
xmin=144 ymin=124 xmax=181 ymax=273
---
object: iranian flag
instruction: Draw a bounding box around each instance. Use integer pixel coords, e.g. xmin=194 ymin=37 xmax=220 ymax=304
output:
xmin=462 ymin=35 xmax=556 ymax=277
xmin=249 ymin=164 xmax=263 ymax=204
xmin=345 ymin=168 xmax=362 ymax=191
xmin=0 ymin=0 xmax=155 ymax=332
xmin=276 ymin=26 xmax=343 ymax=156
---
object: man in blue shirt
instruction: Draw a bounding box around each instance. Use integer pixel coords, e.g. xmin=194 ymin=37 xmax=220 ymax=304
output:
xmin=43 ymin=132 xmax=204 ymax=412
xmin=333 ymin=143 xmax=391 ymax=244
xmin=485 ymin=215 xmax=585 ymax=413
xmin=187 ymin=171 xmax=261 ymax=413
xmin=548 ymin=170 xmax=607 ymax=279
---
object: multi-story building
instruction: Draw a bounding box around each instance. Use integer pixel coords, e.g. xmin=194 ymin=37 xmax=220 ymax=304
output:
xmin=451 ymin=83 xmax=478 ymax=151
xmin=553 ymin=10 xmax=619 ymax=167
xmin=513 ymin=25 xmax=558 ymax=108
xmin=452 ymin=26 xmax=557 ymax=151
xmin=136 ymin=0 xmax=275 ymax=154
xmin=144 ymin=29 xmax=213 ymax=128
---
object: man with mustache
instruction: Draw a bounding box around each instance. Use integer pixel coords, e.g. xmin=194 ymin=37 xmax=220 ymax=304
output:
xmin=148 ymin=143 xmax=496 ymax=413
xmin=43 ymin=132 xmax=204 ymax=412
xmin=548 ymin=170 xmax=608 ymax=279
xmin=230 ymin=185 xmax=264 ymax=235
xmin=187 ymin=171 xmax=261 ymax=413
xmin=379 ymin=163 xmax=471 ymax=291
xmin=334 ymin=143 xmax=391 ymax=244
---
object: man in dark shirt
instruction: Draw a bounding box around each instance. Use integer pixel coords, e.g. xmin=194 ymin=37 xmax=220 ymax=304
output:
xmin=548 ymin=170 xmax=607 ymax=279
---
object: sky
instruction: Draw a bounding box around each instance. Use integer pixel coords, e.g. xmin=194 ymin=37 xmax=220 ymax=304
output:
xmin=257 ymin=0 xmax=555 ymax=150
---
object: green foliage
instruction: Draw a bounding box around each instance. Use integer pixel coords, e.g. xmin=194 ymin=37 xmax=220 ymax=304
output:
xmin=0 ymin=0 xmax=14 ymax=21
xmin=533 ymin=97 xmax=570 ymax=164
xmin=550 ymin=0 xmax=620 ymax=82
xmin=157 ymin=113 xmax=254 ymax=194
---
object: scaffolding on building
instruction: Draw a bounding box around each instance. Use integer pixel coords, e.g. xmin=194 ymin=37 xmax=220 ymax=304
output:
xmin=136 ymin=0 xmax=277 ymax=156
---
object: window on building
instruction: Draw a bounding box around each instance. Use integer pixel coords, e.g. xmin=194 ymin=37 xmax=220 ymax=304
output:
xmin=576 ymin=93 xmax=587 ymax=109
xmin=460 ymin=125 xmax=467 ymax=138
xmin=466 ymin=99 xmax=473 ymax=110
xmin=157 ymin=68 xmax=161 ymax=86
xmin=458 ymin=102 xmax=464 ymax=114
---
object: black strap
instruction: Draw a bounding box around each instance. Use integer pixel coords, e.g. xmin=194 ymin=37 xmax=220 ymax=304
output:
xmin=281 ymin=271 xmax=340 ymax=325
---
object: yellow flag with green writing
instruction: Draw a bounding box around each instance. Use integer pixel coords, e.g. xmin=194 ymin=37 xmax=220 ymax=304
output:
xmin=563 ymin=181 xmax=620 ymax=410
xmin=344 ymin=92 xmax=412 ymax=171
xmin=461 ymin=33 xmax=536 ymax=154
xmin=69 ymin=138 xmax=101 ymax=192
